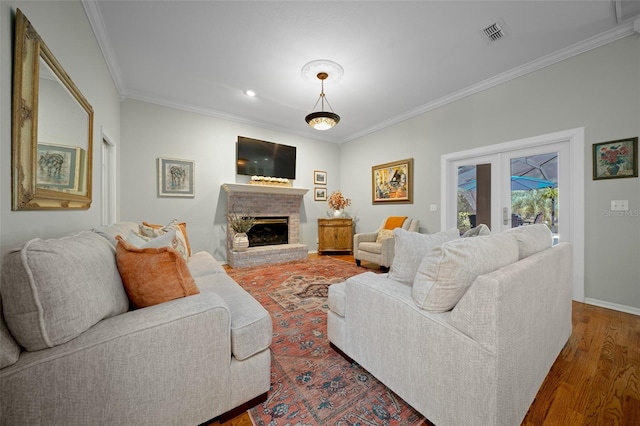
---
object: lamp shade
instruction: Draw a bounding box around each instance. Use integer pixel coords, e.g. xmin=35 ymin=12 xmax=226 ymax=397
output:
xmin=305 ymin=111 xmax=340 ymax=131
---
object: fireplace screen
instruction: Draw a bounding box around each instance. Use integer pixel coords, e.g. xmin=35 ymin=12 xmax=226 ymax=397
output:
xmin=247 ymin=217 xmax=288 ymax=247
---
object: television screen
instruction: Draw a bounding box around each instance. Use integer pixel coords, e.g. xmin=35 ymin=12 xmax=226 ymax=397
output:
xmin=236 ymin=136 xmax=297 ymax=179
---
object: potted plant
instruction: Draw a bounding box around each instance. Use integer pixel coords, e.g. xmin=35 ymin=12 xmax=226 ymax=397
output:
xmin=328 ymin=190 xmax=351 ymax=218
xmin=227 ymin=211 xmax=256 ymax=252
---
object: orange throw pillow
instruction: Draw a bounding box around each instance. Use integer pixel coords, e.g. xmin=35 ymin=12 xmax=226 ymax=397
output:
xmin=384 ymin=216 xmax=407 ymax=230
xmin=115 ymin=235 xmax=199 ymax=309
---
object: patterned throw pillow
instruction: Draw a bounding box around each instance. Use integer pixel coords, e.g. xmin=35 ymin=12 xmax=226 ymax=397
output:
xmin=375 ymin=229 xmax=395 ymax=243
xmin=115 ymin=236 xmax=199 ymax=309
xmin=139 ymin=220 xmax=191 ymax=259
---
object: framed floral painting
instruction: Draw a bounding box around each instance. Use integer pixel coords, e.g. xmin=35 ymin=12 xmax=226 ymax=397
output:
xmin=592 ymin=137 xmax=638 ymax=180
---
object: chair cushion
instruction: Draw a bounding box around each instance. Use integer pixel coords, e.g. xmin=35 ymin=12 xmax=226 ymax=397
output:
xmin=502 ymin=224 xmax=552 ymax=259
xmin=1 ymin=231 xmax=129 ymax=351
xmin=359 ymin=241 xmax=383 ymax=254
xmin=388 ymin=227 xmax=460 ymax=285
xmin=412 ymin=233 xmax=519 ymax=312
xmin=115 ymin=236 xmax=199 ymax=309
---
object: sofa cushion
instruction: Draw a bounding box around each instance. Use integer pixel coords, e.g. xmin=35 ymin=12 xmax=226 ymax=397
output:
xmin=375 ymin=229 xmax=394 ymax=243
xmin=502 ymin=224 xmax=552 ymax=259
xmin=115 ymin=236 xmax=199 ymax=309
xmin=197 ymin=274 xmax=272 ymax=361
xmin=188 ymin=251 xmax=227 ymax=277
xmin=1 ymin=231 xmax=129 ymax=351
xmin=388 ymin=227 xmax=460 ymax=285
xmin=140 ymin=220 xmax=192 ymax=258
xmin=462 ymin=224 xmax=491 ymax=237
xmin=0 ymin=303 xmax=20 ymax=368
xmin=412 ymin=233 xmax=519 ymax=312
xmin=92 ymin=222 xmax=139 ymax=247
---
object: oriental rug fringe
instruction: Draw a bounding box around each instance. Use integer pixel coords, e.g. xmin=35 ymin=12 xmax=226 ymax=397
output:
xmin=227 ymin=257 xmax=427 ymax=426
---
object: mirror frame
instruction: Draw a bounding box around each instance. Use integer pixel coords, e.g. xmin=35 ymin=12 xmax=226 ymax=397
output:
xmin=12 ymin=9 xmax=94 ymax=210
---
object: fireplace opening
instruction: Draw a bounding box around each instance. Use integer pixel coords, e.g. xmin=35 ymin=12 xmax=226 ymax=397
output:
xmin=247 ymin=217 xmax=288 ymax=247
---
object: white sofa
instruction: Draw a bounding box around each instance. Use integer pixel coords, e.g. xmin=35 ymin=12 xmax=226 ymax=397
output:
xmin=0 ymin=222 xmax=272 ymax=425
xmin=328 ymin=224 xmax=572 ymax=426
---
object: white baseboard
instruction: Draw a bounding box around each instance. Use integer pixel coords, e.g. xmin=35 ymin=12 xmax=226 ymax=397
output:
xmin=584 ymin=298 xmax=640 ymax=316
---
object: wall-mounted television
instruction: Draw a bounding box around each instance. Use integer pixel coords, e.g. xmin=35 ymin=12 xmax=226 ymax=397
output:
xmin=236 ymin=136 xmax=297 ymax=179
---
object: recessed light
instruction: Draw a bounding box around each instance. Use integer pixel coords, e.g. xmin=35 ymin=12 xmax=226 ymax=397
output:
xmin=245 ymin=90 xmax=256 ymax=97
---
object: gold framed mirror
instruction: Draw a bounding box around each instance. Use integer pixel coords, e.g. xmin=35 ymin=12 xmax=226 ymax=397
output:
xmin=12 ymin=9 xmax=94 ymax=210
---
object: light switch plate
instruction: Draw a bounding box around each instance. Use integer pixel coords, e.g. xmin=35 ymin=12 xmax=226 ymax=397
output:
xmin=611 ymin=200 xmax=629 ymax=211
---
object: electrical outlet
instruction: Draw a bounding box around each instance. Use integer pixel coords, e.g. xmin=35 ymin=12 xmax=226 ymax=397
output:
xmin=430 ymin=204 xmax=438 ymax=212
xmin=611 ymin=200 xmax=629 ymax=211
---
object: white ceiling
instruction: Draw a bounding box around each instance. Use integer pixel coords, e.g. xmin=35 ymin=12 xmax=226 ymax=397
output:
xmin=85 ymin=1 xmax=640 ymax=143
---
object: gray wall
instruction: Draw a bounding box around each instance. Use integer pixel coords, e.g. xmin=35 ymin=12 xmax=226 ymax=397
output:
xmin=119 ymin=99 xmax=341 ymax=260
xmin=0 ymin=0 xmax=121 ymax=257
xmin=341 ymin=34 xmax=640 ymax=311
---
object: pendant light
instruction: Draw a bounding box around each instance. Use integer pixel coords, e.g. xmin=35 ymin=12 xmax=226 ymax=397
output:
xmin=305 ymin=72 xmax=340 ymax=130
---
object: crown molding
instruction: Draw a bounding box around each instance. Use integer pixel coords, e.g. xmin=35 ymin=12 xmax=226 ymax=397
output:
xmin=82 ymin=0 xmax=127 ymax=99
xmin=344 ymin=22 xmax=637 ymax=143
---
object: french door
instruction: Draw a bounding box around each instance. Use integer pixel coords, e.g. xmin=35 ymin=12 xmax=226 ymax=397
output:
xmin=441 ymin=128 xmax=584 ymax=300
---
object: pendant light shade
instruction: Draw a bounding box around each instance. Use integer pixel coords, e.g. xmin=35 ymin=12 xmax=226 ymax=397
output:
xmin=305 ymin=72 xmax=340 ymax=130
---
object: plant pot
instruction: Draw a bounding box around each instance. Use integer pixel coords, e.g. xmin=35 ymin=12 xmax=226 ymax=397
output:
xmin=232 ymin=232 xmax=249 ymax=252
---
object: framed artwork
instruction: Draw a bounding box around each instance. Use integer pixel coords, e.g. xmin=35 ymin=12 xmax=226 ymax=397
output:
xmin=36 ymin=143 xmax=85 ymax=192
xmin=157 ymin=157 xmax=195 ymax=197
xmin=372 ymin=158 xmax=413 ymax=204
xmin=314 ymin=187 xmax=327 ymax=201
xmin=314 ymin=170 xmax=327 ymax=185
xmin=593 ymin=137 xmax=638 ymax=180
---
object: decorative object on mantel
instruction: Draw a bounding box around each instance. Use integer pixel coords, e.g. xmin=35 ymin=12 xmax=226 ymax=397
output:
xmin=592 ymin=137 xmax=638 ymax=180
xmin=227 ymin=211 xmax=256 ymax=252
xmin=248 ymin=175 xmax=292 ymax=187
xmin=302 ymin=59 xmax=343 ymax=130
xmin=328 ymin=190 xmax=351 ymax=218
xmin=372 ymin=158 xmax=414 ymax=204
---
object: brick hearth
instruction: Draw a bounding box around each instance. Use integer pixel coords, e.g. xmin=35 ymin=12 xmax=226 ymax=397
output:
xmin=222 ymin=183 xmax=309 ymax=268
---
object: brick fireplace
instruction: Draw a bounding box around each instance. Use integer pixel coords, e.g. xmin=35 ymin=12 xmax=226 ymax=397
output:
xmin=222 ymin=183 xmax=309 ymax=268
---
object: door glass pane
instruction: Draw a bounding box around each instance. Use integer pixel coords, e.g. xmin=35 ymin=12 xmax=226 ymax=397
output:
xmin=509 ymin=153 xmax=558 ymax=243
xmin=457 ymin=163 xmax=491 ymax=234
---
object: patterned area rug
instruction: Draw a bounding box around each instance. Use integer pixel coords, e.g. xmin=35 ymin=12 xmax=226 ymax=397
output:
xmin=227 ymin=257 xmax=427 ymax=426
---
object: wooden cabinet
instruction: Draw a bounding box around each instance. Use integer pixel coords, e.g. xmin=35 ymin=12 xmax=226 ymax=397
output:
xmin=318 ymin=218 xmax=353 ymax=254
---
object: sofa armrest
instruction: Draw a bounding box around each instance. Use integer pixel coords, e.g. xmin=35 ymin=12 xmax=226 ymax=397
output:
xmin=1 ymin=293 xmax=234 ymax=425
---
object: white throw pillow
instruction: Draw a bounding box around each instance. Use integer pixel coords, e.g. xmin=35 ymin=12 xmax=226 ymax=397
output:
xmin=462 ymin=224 xmax=491 ymax=237
xmin=388 ymin=227 xmax=460 ymax=285
xmin=502 ymin=224 xmax=552 ymax=259
xmin=412 ymin=233 xmax=519 ymax=312
xmin=126 ymin=229 xmax=178 ymax=249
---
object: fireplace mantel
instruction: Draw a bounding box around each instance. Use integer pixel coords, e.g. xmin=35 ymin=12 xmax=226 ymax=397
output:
xmin=222 ymin=183 xmax=309 ymax=196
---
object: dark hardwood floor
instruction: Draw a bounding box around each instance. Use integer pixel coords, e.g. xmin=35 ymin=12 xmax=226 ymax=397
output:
xmin=217 ymin=253 xmax=640 ymax=425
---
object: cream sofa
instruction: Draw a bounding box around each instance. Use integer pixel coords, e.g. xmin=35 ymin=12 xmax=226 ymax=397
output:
xmin=353 ymin=216 xmax=419 ymax=270
xmin=0 ymin=222 xmax=272 ymax=425
xmin=328 ymin=224 xmax=572 ymax=426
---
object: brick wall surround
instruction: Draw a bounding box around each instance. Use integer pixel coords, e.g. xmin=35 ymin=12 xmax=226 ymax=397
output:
xmin=222 ymin=184 xmax=309 ymax=268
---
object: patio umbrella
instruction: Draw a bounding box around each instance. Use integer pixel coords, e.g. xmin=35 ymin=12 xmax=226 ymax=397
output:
xmin=458 ymin=176 xmax=557 ymax=191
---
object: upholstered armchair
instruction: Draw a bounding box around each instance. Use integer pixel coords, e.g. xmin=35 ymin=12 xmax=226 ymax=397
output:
xmin=354 ymin=216 xmax=419 ymax=271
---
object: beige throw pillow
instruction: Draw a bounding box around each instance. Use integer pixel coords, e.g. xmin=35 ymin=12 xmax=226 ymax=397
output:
xmin=375 ymin=229 xmax=395 ymax=243
xmin=412 ymin=233 xmax=519 ymax=312
xmin=388 ymin=227 xmax=460 ymax=285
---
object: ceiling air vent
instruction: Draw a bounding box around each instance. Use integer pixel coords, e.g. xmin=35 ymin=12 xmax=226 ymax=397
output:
xmin=483 ymin=19 xmax=507 ymax=42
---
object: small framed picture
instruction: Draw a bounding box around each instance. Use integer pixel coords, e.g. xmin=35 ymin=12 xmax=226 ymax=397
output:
xmin=36 ymin=143 xmax=85 ymax=192
xmin=314 ymin=187 xmax=327 ymax=201
xmin=314 ymin=170 xmax=327 ymax=185
xmin=157 ymin=157 xmax=195 ymax=197
xmin=593 ymin=137 xmax=638 ymax=180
